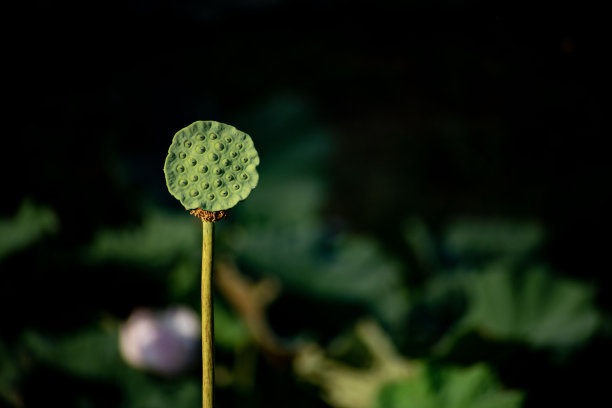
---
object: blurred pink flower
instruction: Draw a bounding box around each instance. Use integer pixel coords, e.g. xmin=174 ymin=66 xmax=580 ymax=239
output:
xmin=119 ymin=306 xmax=200 ymax=376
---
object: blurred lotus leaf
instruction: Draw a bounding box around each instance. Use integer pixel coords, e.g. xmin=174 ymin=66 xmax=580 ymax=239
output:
xmin=375 ymin=363 xmax=523 ymax=408
xmin=23 ymin=327 xmax=121 ymax=381
xmin=0 ymin=200 xmax=58 ymax=260
xmin=436 ymin=265 xmax=601 ymax=352
xmin=442 ymin=218 xmax=544 ymax=263
xmin=87 ymin=210 xmax=200 ymax=267
xmin=233 ymin=223 xmax=410 ymax=329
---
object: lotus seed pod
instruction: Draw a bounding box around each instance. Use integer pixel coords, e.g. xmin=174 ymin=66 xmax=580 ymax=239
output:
xmin=164 ymin=121 xmax=260 ymax=211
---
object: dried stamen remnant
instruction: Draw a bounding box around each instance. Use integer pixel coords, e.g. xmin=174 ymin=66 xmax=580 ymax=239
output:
xmin=189 ymin=208 xmax=229 ymax=222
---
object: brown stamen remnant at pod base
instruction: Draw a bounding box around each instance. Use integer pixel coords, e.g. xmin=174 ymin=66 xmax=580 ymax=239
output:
xmin=190 ymin=208 xmax=229 ymax=222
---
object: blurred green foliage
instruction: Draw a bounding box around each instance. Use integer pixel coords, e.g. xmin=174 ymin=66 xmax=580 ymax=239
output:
xmin=234 ymin=225 xmax=410 ymax=330
xmin=437 ymin=265 xmax=600 ymax=352
xmin=376 ymin=364 xmax=523 ymax=408
xmin=0 ymin=201 xmax=58 ymax=261
xmin=443 ymin=219 xmax=544 ymax=262
xmin=1 ymin=93 xmax=608 ymax=408
xmin=1 ymin=5 xmax=610 ymax=407
xmin=88 ymin=210 xmax=200 ymax=268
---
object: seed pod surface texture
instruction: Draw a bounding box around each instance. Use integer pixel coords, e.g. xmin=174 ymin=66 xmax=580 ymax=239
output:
xmin=164 ymin=121 xmax=260 ymax=211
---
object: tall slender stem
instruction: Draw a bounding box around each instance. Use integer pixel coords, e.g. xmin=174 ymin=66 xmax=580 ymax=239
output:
xmin=201 ymin=220 xmax=214 ymax=408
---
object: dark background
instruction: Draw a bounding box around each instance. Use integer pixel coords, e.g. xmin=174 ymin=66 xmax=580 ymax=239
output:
xmin=2 ymin=2 xmax=610 ymax=408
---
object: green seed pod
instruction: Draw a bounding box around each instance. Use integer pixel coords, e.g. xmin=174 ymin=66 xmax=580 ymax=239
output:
xmin=164 ymin=121 xmax=260 ymax=211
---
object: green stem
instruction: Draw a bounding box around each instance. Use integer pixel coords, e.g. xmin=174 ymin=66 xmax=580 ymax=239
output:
xmin=201 ymin=221 xmax=214 ymax=408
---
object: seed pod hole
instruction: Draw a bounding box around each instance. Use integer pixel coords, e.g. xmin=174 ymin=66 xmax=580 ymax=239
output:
xmin=190 ymin=190 xmax=199 ymax=197
xmin=209 ymin=133 xmax=218 ymax=140
xmin=220 ymin=190 xmax=228 ymax=197
xmin=214 ymin=179 xmax=223 ymax=187
xmin=179 ymin=179 xmax=188 ymax=186
xmin=176 ymin=165 xmax=185 ymax=172
xmin=240 ymin=173 xmax=248 ymax=180
xmin=197 ymin=134 xmax=205 ymax=140
xmin=209 ymin=153 xmax=219 ymax=161
xmin=214 ymin=168 xmax=223 ymax=175
xmin=179 ymin=152 xmax=187 ymax=159
xmin=242 ymin=157 xmax=249 ymax=163
xmin=202 ymin=183 xmax=210 ymax=190
xmin=191 ymin=175 xmax=199 ymax=182
xmin=184 ymin=141 xmax=192 ymax=148
xmin=225 ymin=136 xmax=232 ymax=143
xmin=208 ymin=194 xmax=215 ymax=200
xmin=200 ymin=165 xmax=209 ymax=173
xmin=233 ymin=184 xmax=240 ymax=190
xmin=197 ymin=145 xmax=206 ymax=154
xmin=226 ymin=174 xmax=234 ymax=181
xmin=236 ymin=143 xmax=243 ymax=150
xmin=230 ymin=151 xmax=238 ymax=158
xmin=189 ymin=158 xmax=197 ymax=166
xmin=222 ymin=159 xmax=231 ymax=167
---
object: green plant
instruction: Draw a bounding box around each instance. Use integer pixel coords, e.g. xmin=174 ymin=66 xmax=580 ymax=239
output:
xmin=375 ymin=363 xmax=523 ymax=408
xmin=165 ymin=121 xmax=259 ymax=212
xmin=164 ymin=120 xmax=260 ymax=408
xmin=0 ymin=200 xmax=58 ymax=261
